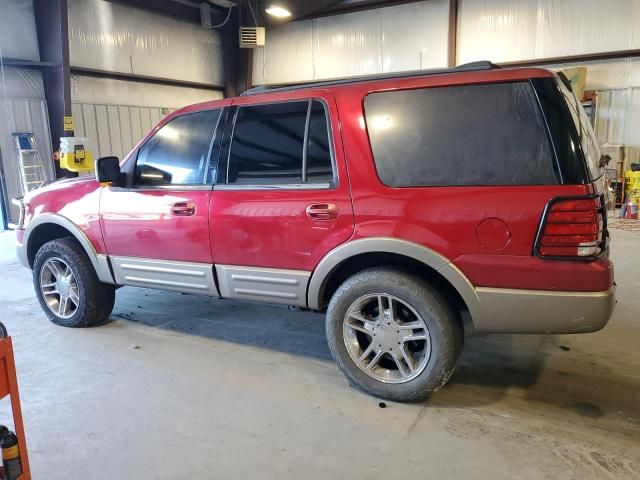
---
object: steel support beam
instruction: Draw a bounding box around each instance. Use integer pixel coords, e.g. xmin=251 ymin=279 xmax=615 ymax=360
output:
xmin=33 ymin=0 xmax=72 ymax=178
xmin=499 ymin=49 xmax=640 ymax=68
xmin=222 ymin=5 xmax=253 ymax=97
xmin=448 ymin=0 xmax=458 ymax=68
xmin=70 ymin=67 xmax=225 ymax=92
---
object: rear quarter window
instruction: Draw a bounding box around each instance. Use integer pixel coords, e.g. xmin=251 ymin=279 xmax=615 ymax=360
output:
xmin=364 ymin=82 xmax=558 ymax=187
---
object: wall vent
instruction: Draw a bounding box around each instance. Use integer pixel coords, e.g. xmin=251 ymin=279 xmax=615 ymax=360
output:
xmin=239 ymin=27 xmax=265 ymax=48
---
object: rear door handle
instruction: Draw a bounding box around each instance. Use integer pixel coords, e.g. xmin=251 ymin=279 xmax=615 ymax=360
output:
xmin=306 ymin=203 xmax=339 ymax=220
xmin=171 ymin=201 xmax=196 ymax=216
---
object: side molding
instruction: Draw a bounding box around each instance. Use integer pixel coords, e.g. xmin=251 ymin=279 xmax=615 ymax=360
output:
xmin=21 ymin=213 xmax=115 ymax=284
xmin=216 ymin=265 xmax=310 ymax=306
xmin=111 ymin=256 xmax=219 ymax=295
xmin=306 ymin=237 xmax=481 ymax=324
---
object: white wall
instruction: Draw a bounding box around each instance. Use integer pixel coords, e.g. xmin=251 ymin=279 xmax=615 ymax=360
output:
xmin=70 ymin=75 xmax=223 ymax=109
xmin=254 ymin=0 xmax=640 ymax=91
xmin=0 ymin=0 xmax=40 ymax=61
xmin=253 ymin=0 xmax=450 ymax=85
xmin=457 ymin=0 xmax=640 ymax=65
xmin=68 ymin=0 xmax=225 ymax=86
xmin=0 ymin=68 xmax=55 ymax=222
xmin=70 ymin=75 xmax=223 ymax=160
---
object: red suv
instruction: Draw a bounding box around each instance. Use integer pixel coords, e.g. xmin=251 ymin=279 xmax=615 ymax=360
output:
xmin=15 ymin=62 xmax=615 ymax=402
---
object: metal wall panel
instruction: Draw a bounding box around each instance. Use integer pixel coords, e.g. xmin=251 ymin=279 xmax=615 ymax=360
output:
xmin=0 ymin=0 xmax=40 ymax=61
xmin=457 ymin=0 xmax=640 ymax=65
xmin=253 ymin=0 xmax=449 ymax=85
xmin=68 ymin=0 xmax=225 ymax=85
xmin=0 ymin=68 xmax=54 ymax=224
xmin=72 ymin=103 xmax=175 ymax=159
xmin=595 ymin=88 xmax=640 ymax=148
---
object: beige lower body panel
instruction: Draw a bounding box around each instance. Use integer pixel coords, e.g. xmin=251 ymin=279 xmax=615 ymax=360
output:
xmin=110 ymin=256 xmax=218 ymax=296
xmin=215 ymin=265 xmax=310 ymax=307
xmin=471 ymin=286 xmax=616 ymax=334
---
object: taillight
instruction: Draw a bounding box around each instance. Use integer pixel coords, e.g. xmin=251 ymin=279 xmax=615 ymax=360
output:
xmin=536 ymin=195 xmax=607 ymax=259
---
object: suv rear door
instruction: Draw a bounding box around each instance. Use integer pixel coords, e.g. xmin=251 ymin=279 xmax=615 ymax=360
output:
xmin=209 ymin=90 xmax=354 ymax=305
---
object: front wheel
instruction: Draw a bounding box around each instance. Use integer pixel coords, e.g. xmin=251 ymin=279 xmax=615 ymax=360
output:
xmin=33 ymin=238 xmax=116 ymax=327
xmin=326 ymin=268 xmax=462 ymax=402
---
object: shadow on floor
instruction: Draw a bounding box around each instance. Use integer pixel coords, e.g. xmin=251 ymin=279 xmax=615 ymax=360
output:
xmin=108 ymin=287 xmax=640 ymax=422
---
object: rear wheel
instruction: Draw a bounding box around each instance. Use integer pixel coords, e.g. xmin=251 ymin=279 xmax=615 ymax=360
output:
xmin=326 ymin=268 xmax=462 ymax=402
xmin=33 ymin=238 xmax=116 ymax=327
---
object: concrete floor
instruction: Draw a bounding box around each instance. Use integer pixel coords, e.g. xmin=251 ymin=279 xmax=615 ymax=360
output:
xmin=1 ymin=226 xmax=639 ymax=480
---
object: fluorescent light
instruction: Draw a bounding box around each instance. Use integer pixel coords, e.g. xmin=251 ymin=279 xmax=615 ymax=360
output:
xmin=265 ymin=5 xmax=291 ymax=17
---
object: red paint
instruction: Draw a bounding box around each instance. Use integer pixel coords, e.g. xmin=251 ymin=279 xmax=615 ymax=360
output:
xmin=100 ymin=188 xmax=213 ymax=263
xmin=20 ymin=66 xmax=613 ymax=295
xmin=476 ymin=218 xmax=511 ymax=250
xmin=210 ymin=89 xmax=354 ymax=271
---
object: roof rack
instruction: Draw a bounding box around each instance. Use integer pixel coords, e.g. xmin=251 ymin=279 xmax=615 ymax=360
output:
xmin=241 ymin=61 xmax=501 ymax=96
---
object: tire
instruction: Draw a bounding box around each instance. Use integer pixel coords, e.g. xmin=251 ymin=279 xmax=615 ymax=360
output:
xmin=326 ymin=267 xmax=462 ymax=402
xmin=33 ymin=238 xmax=116 ymax=327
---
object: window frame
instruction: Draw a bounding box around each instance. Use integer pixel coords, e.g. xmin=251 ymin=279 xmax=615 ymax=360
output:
xmin=216 ymin=98 xmax=337 ymax=191
xmin=363 ymin=80 xmax=563 ymax=189
xmin=128 ymin=108 xmax=223 ymax=191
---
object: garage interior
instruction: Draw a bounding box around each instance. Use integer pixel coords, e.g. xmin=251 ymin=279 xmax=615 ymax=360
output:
xmin=0 ymin=0 xmax=639 ymax=478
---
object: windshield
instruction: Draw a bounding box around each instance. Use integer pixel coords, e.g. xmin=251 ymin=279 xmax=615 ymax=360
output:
xmin=557 ymin=79 xmax=603 ymax=181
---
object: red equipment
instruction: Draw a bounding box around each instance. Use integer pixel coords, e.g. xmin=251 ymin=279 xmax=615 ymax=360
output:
xmin=0 ymin=332 xmax=30 ymax=479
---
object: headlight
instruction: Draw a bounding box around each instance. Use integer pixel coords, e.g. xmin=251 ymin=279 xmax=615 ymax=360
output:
xmin=8 ymin=197 xmax=25 ymax=230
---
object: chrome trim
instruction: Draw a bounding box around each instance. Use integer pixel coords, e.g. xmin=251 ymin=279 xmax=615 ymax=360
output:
xmin=214 ymin=183 xmax=332 ymax=191
xmin=301 ymin=99 xmax=312 ymax=183
xmin=473 ymin=285 xmax=616 ymax=334
xmin=109 ymin=184 xmax=213 ymax=192
xmin=216 ymin=265 xmax=310 ymax=306
xmin=111 ymin=256 xmax=218 ymax=295
xmin=307 ymin=237 xmax=454 ymax=310
xmin=19 ymin=213 xmax=115 ymax=284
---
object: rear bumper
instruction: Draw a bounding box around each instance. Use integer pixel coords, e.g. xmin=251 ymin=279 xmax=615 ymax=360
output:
xmin=471 ymin=285 xmax=616 ymax=334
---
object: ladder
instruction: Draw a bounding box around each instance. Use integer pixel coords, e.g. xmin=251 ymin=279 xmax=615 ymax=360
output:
xmin=12 ymin=133 xmax=47 ymax=193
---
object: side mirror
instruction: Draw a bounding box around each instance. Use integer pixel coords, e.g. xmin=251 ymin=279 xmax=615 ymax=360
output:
xmin=95 ymin=156 xmax=122 ymax=185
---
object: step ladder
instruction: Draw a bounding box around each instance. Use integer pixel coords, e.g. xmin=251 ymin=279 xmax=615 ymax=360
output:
xmin=12 ymin=133 xmax=47 ymax=193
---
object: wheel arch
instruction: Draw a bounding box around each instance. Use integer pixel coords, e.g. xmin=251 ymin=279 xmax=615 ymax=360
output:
xmin=307 ymin=238 xmax=481 ymax=333
xmin=24 ymin=214 xmax=115 ymax=284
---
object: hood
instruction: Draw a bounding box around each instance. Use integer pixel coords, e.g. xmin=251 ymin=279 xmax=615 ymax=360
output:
xmin=23 ymin=175 xmax=98 ymax=202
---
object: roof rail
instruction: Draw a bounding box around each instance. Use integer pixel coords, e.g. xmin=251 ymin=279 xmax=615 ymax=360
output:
xmin=241 ymin=60 xmax=501 ymax=96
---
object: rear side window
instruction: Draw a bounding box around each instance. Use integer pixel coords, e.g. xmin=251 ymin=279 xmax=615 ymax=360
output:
xmin=227 ymin=100 xmax=333 ymax=185
xmin=364 ymin=82 xmax=558 ymax=187
xmin=135 ymin=109 xmax=220 ymax=185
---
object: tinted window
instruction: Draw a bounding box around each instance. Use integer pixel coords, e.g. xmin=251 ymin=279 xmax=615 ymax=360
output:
xmin=364 ymin=82 xmax=558 ymax=187
xmin=135 ymin=109 xmax=220 ymax=185
xmin=227 ymin=100 xmax=333 ymax=185
xmin=306 ymin=101 xmax=333 ymax=182
xmin=531 ymin=78 xmax=588 ymax=184
xmin=228 ymin=102 xmax=307 ymax=184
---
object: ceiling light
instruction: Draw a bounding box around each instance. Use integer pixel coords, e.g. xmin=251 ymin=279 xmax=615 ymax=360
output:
xmin=265 ymin=5 xmax=291 ymax=17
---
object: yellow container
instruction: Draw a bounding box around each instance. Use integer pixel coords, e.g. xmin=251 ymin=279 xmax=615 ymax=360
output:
xmin=60 ymin=137 xmax=94 ymax=172
xmin=60 ymin=151 xmax=93 ymax=172
xmin=624 ymin=171 xmax=640 ymax=197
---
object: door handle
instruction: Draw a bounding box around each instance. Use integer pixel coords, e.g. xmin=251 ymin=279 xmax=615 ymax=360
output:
xmin=171 ymin=201 xmax=196 ymax=216
xmin=306 ymin=203 xmax=339 ymax=220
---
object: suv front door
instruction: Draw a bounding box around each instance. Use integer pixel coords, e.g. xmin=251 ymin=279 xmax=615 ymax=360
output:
xmin=210 ymin=91 xmax=354 ymax=306
xmin=99 ymin=107 xmax=224 ymax=295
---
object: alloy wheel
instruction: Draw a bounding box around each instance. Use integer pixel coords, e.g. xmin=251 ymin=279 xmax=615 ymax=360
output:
xmin=39 ymin=257 xmax=80 ymax=319
xmin=342 ymin=293 xmax=431 ymax=384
